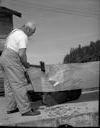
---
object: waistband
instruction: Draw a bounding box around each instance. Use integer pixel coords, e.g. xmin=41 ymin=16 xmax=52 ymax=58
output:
xmin=3 ymin=47 xmax=18 ymax=54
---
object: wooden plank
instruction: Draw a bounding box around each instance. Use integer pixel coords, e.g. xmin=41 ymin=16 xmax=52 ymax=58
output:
xmin=0 ymin=38 xmax=5 ymax=51
xmin=27 ymin=61 xmax=99 ymax=92
xmin=0 ymin=6 xmax=22 ymax=17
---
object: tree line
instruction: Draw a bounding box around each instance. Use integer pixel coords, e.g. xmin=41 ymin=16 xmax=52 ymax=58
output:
xmin=0 ymin=40 xmax=100 ymax=64
xmin=63 ymin=40 xmax=100 ymax=64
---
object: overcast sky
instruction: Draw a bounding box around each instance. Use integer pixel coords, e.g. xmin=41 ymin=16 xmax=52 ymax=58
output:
xmin=1 ymin=0 xmax=100 ymax=64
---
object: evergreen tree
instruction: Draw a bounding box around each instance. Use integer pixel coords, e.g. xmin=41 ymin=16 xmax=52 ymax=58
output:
xmin=63 ymin=40 xmax=100 ymax=64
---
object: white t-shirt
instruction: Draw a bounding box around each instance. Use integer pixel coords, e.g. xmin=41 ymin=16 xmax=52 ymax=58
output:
xmin=6 ymin=29 xmax=28 ymax=52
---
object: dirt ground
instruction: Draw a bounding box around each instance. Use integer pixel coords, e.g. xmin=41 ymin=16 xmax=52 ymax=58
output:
xmin=0 ymin=89 xmax=99 ymax=127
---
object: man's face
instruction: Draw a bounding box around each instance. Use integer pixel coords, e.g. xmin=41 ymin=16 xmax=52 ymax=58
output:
xmin=28 ymin=27 xmax=36 ymax=37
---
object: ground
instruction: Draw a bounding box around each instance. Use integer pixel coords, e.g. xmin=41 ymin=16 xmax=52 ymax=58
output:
xmin=0 ymin=88 xmax=99 ymax=127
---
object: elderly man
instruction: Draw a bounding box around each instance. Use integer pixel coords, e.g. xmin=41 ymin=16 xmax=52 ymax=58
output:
xmin=0 ymin=21 xmax=41 ymax=116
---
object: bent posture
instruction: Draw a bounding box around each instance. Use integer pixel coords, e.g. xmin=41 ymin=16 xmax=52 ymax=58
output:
xmin=0 ymin=21 xmax=41 ymax=116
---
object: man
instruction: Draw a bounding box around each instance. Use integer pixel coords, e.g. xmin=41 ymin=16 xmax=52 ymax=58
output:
xmin=0 ymin=21 xmax=41 ymax=116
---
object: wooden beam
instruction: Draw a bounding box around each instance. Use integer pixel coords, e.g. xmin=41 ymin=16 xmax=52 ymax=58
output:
xmin=0 ymin=6 xmax=22 ymax=17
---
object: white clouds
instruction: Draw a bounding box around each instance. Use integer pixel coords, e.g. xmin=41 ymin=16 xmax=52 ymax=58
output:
xmin=1 ymin=0 xmax=100 ymax=64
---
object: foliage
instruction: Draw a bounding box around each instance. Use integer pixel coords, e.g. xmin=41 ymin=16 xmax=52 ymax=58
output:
xmin=63 ymin=40 xmax=100 ymax=64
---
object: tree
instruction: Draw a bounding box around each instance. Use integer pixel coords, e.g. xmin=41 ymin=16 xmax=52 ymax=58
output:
xmin=63 ymin=40 xmax=100 ymax=64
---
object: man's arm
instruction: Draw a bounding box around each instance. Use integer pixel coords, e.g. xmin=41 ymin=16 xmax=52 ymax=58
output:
xmin=19 ymin=48 xmax=30 ymax=68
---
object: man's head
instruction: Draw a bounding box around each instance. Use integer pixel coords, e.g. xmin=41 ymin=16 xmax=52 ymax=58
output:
xmin=21 ymin=21 xmax=36 ymax=37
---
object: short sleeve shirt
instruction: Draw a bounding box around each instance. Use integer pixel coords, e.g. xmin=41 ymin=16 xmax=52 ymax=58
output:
xmin=6 ymin=29 xmax=28 ymax=52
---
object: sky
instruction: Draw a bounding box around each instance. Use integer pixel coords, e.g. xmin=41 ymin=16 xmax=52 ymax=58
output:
xmin=1 ymin=0 xmax=100 ymax=64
